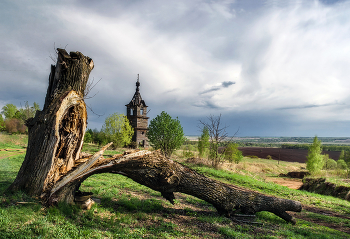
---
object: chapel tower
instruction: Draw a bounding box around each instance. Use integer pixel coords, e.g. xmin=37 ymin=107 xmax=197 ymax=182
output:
xmin=125 ymin=74 xmax=149 ymax=147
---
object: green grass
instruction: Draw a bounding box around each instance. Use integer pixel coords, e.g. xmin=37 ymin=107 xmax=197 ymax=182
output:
xmin=191 ymin=164 xmax=350 ymax=215
xmin=1 ymin=138 xmax=350 ymax=238
xmin=318 ymin=174 xmax=350 ymax=187
xmin=0 ymin=143 xmax=25 ymax=149
xmin=0 ymin=133 xmax=28 ymax=148
xmin=304 ymin=211 xmax=350 ymax=227
xmin=0 ymin=154 xmax=26 ymax=192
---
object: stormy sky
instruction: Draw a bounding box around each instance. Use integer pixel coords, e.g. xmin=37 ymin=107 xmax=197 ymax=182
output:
xmin=1 ymin=0 xmax=350 ymax=137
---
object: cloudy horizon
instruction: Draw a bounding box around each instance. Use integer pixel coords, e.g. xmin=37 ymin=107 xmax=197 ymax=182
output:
xmin=1 ymin=0 xmax=350 ymax=137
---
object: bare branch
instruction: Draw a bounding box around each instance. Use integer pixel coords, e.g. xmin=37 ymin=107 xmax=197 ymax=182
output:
xmin=84 ymin=78 xmax=102 ymax=99
xmin=86 ymin=104 xmax=104 ymax=117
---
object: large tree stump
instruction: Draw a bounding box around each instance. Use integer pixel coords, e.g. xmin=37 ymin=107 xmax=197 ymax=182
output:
xmin=8 ymin=49 xmax=93 ymax=200
xmin=7 ymin=49 xmax=301 ymax=224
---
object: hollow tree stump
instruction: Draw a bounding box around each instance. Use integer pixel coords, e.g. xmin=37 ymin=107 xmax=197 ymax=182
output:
xmin=8 ymin=49 xmax=93 ymax=201
xmin=7 ymin=49 xmax=301 ymax=224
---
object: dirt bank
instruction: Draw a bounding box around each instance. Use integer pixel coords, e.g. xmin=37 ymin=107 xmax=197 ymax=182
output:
xmin=300 ymin=178 xmax=350 ymax=201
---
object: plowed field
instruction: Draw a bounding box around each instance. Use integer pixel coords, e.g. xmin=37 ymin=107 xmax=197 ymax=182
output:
xmin=238 ymin=147 xmax=341 ymax=163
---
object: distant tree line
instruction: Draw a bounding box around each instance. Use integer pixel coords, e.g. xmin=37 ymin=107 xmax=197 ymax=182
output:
xmin=239 ymin=142 xmax=280 ymax=147
xmin=0 ymin=102 xmax=40 ymax=134
xmin=282 ymin=144 xmax=350 ymax=151
xmin=281 ymin=144 xmax=310 ymax=150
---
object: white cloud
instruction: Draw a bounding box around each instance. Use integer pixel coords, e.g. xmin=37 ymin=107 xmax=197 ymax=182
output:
xmin=53 ymin=3 xmax=242 ymax=116
xmin=1 ymin=0 xmax=350 ymax=135
xmin=230 ymin=1 xmax=350 ymax=121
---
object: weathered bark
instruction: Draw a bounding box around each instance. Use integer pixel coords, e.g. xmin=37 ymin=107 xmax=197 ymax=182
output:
xmin=8 ymin=49 xmax=301 ymax=224
xmin=8 ymin=49 xmax=93 ymax=196
xmin=52 ymin=149 xmax=301 ymax=224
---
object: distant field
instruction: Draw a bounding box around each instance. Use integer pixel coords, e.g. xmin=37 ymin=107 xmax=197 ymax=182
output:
xmin=186 ymin=136 xmax=350 ymax=145
xmin=238 ymin=147 xmax=341 ymax=163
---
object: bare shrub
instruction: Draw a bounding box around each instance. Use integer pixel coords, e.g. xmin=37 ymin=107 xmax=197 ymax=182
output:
xmin=18 ymin=123 xmax=27 ymax=134
xmin=5 ymin=119 xmax=17 ymax=133
xmin=5 ymin=118 xmax=26 ymax=134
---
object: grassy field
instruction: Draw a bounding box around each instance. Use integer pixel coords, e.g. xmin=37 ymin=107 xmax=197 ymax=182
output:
xmin=1 ymin=134 xmax=350 ymax=238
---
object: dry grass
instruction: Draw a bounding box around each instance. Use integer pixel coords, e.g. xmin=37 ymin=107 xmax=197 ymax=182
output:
xmin=0 ymin=132 xmax=28 ymax=148
xmin=178 ymin=154 xmax=306 ymax=177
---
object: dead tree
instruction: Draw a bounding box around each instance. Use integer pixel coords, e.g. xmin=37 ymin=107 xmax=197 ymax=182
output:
xmin=199 ymin=114 xmax=230 ymax=167
xmin=8 ymin=49 xmax=93 ymax=202
xmin=7 ymin=49 xmax=301 ymax=224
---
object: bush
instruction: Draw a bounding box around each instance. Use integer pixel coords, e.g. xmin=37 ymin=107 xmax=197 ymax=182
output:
xmin=198 ymin=127 xmax=209 ymax=158
xmin=182 ymin=144 xmax=195 ymax=158
xmin=224 ymin=143 xmax=243 ymax=164
xmin=246 ymin=155 xmax=259 ymax=159
xmin=84 ymin=131 xmax=92 ymax=143
xmin=101 ymin=113 xmax=134 ymax=148
xmin=323 ymin=158 xmax=337 ymax=170
xmin=337 ymin=159 xmax=348 ymax=170
xmin=183 ymin=150 xmax=194 ymax=158
xmin=4 ymin=118 xmax=26 ymax=134
xmin=147 ymin=111 xmax=184 ymax=157
xmin=0 ymin=114 xmax=5 ymax=131
xmin=234 ymin=151 xmax=244 ymax=164
xmin=185 ymin=144 xmax=195 ymax=152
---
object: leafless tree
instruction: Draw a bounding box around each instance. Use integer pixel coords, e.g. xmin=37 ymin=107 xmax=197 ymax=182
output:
xmin=199 ymin=114 xmax=240 ymax=167
xmin=199 ymin=114 xmax=228 ymax=167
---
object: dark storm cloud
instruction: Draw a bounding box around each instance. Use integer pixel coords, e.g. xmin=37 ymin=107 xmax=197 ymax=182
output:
xmin=1 ymin=0 xmax=350 ymax=137
xmin=221 ymin=81 xmax=235 ymax=88
xmin=193 ymin=100 xmax=223 ymax=109
xmin=200 ymin=81 xmax=235 ymax=95
xmin=319 ymin=0 xmax=346 ymax=5
xmin=200 ymin=87 xmax=221 ymax=95
xmin=181 ymin=110 xmax=350 ymax=137
xmin=277 ymin=103 xmax=340 ymax=110
xmin=182 ymin=110 xmax=294 ymax=137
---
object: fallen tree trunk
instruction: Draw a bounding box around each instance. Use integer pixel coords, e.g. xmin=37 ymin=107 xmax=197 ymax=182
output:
xmin=58 ymin=149 xmax=301 ymax=224
xmin=7 ymin=49 xmax=301 ymax=224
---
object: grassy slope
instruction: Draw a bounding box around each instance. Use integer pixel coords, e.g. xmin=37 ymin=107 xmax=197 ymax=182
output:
xmin=0 ymin=137 xmax=349 ymax=238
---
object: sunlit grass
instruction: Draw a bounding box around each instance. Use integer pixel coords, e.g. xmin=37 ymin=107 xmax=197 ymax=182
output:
xmin=1 ymin=137 xmax=350 ymax=238
xmin=190 ymin=164 xmax=350 ymax=215
xmin=0 ymin=133 xmax=28 ymax=148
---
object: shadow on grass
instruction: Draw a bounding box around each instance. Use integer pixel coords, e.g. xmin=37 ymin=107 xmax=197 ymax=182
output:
xmin=100 ymin=193 xmax=220 ymax=217
xmin=1 ymin=155 xmax=350 ymax=238
xmin=1 ymin=185 xmax=350 ymax=239
xmin=0 ymin=180 xmax=13 ymax=194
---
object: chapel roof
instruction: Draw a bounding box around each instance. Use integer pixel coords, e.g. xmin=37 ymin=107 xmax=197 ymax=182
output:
xmin=126 ymin=75 xmax=147 ymax=107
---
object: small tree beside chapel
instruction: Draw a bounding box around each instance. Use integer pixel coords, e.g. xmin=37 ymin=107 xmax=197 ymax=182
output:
xmin=101 ymin=113 xmax=134 ymax=148
xmin=147 ymin=111 xmax=185 ymax=157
